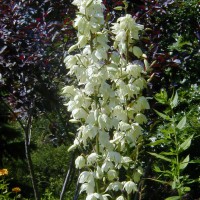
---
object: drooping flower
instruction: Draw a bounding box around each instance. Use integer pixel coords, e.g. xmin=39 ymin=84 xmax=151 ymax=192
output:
xmin=107 ymin=169 xmax=118 ymax=181
xmin=106 ymin=181 xmax=123 ymax=192
xmin=123 ymin=180 xmax=138 ymax=194
xmin=134 ymin=113 xmax=147 ymax=124
xmin=101 ymin=160 xmax=114 ymax=172
xmin=75 ymin=155 xmax=86 ymax=169
xmin=126 ymin=64 xmax=142 ymax=79
xmin=87 ymin=153 xmax=98 ymax=166
xmin=95 ymin=166 xmax=103 ymax=179
xmin=86 ymin=193 xmax=103 ymax=200
xmin=79 ymin=171 xmax=95 ymax=184
xmin=107 ymin=151 xmax=122 ymax=165
xmin=116 ymin=196 xmax=125 ymax=200
xmin=80 ymin=183 xmax=95 ymax=195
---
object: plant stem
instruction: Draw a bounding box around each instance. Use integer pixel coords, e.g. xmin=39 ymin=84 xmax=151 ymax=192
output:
xmin=95 ymin=95 xmax=100 ymax=194
xmin=95 ymin=132 xmax=100 ymax=193
xmin=125 ymin=31 xmax=129 ymax=65
xmin=171 ymin=110 xmax=181 ymax=198
xmin=60 ymin=154 xmax=75 ymax=200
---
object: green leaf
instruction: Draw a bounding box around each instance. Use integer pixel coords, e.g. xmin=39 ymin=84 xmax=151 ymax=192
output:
xmin=171 ymin=180 xmax=176 ymax=189
xmin=164 ymin=170 xmax=173 ymax=175
xmin=149 ymin=152 xmax=172 ymax=162
xmin=189 ymin=159 xmax=200 ymax=164
xmin=177 ymin=116 xmax=186 ymax=130
xmin=64 ymin=36 xmax=68 ymax=42
xmin=148 ymin=139 xmax=165 ymax=146
xmin=165 ymin=196 xmax=180 ymax=200
xmin=155 ymin=89 xmax=168 ymax=104
xmin=180 ymin=155 xmax=190 ymax=170
xmin=183 ymin=187 xmax=191 ymax=192
xmin=154 ymin=165 xmax=162 ymax=172
xmin=170 ymin=91 xmax=178 ymax=108
xmin=161 ymin=151 xmax=176 ymax=156
xmin=154 ymin=110 xmax=171 ymax=120
xmin=179 ymin=135 xmax=193 ymax=152
xmin=114 ymin=6 xmax=123 ymax=10
xmin=133 ymin=46 xmax=143 ymax=58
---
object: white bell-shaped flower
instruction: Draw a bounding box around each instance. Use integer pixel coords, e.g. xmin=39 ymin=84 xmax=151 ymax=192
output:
xmin=75 ymin=155 xmax=86 ymax=169
xmin=123 ymin=180 xmax=138 ymax=194
xmin=107 ymin=169 xmax=118 ymax=181
xmin=87 ymin=153 xmax=98 ymax=165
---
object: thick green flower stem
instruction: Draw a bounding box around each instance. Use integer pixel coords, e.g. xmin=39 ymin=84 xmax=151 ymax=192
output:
xmin=127 ymin=194 xmax=131 ymax=200
xmin=125 ymin=31 xmax=129 ymax=65
xmin=95 ymin=95 xmax=100 ymax=194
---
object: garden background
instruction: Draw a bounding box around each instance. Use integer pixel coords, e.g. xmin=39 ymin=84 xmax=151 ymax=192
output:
xmin=0 ymin=0 xmax=199 ymax=199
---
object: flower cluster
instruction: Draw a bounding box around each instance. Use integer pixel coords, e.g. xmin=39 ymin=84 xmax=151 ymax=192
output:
xmin=12 ymin=187 xmax=21 ymax=193
xmin=111 ymin=14 xmax=144 ymax=56
xmin=63 ymin=0 xmax=149 ymax=199
xmin=0 ymin=169 xmax=8 ymax=176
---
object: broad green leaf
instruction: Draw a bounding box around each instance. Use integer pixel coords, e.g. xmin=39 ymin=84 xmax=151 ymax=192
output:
xmin=149 ymin=152 xmax=172 ymax=162
xmin=133 ymin=46 xmax=143 ymax=58
xmin=179 ymin=155 xmax=190 ymax=170
xmin=165 ymin=196 xmax=180 ymax=200
xmin=177 ymin=116 xmax=186 ymax=130
xmin=179 ymin=135 xmax=193 ymax=152
xmin=170 ymin=91 xmax=178 ymax=108
xmin=154 ymin=110 xmax=171 ymax=120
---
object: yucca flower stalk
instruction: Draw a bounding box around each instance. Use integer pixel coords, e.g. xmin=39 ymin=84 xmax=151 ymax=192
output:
xmin=63 ymin=0 xmax=149 ymax=199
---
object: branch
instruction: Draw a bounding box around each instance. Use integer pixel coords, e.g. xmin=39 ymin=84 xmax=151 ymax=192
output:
xmin=73 ymin=170 xmax=81 ymax=200
xmin=25 ymin=104 xmax=40 ymax=200
xmin=60 ymin=153 xmax=75 ymax=200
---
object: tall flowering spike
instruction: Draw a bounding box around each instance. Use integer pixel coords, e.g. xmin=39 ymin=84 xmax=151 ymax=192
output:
xmin=63 ymin=0 xmax=150 ymax=199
